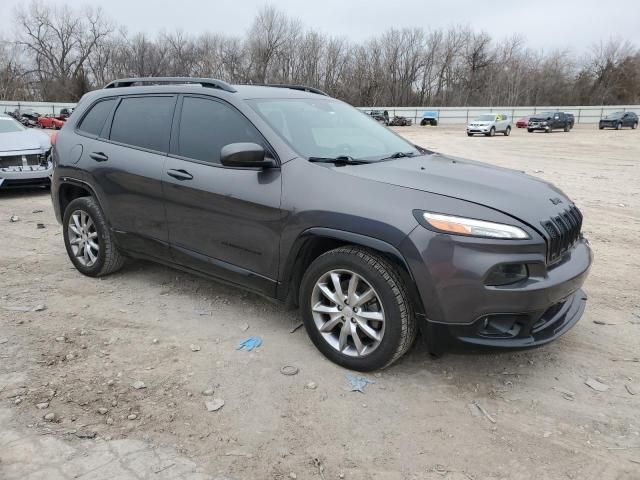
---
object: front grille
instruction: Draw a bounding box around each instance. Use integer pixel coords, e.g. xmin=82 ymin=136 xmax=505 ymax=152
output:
xmin=0 ymin=154 xmax=44 ymax=168
xmin=541 ymin=205 xmax=583 ymax=264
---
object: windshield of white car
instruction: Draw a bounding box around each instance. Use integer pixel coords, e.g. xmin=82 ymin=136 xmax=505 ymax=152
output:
xmin=0 ymin=117 xmax=26 ymax=133
xmin=474 ymin=115 xmax=496 ymax=121
xmin=249 ymin=98 xmax=420 ymax=162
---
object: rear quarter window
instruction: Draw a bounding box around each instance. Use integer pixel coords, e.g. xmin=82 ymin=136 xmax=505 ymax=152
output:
xmin=110 ymin=96 xmax=176 ymax=152
xmin=77 ymin=99 xmax=117 ymax=137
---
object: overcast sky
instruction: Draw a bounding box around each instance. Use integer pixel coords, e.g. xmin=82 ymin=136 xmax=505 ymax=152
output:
xmin=2 ymin=0 xmax=639 ymax=52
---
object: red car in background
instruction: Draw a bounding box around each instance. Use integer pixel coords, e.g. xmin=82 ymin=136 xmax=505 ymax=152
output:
xmin=516 ymin=116 xmax=529 ymax=128
xmin=37 ymin=114 xmax=65 ymax=130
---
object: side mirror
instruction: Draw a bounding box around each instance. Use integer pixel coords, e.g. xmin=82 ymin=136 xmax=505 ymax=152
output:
xmin=220 ymin=143 xmax=274 ymax=169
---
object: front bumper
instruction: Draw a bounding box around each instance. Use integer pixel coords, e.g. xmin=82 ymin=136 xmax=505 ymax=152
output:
xmin=0 ymin=162 xmax=53 ymax=188
xmin=400 ymin=227 xmax=592 ymax=348
xmin=528 ymin=123 xmax=549 ymax=130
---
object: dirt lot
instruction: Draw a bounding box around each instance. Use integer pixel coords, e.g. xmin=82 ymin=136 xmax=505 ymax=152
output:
xmin=1 ymin=125 xmax=639 ymax=480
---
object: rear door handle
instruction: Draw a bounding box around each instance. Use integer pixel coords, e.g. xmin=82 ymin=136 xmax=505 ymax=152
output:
xmin=90 ymin=152 xmax=108 ymax=162
xmin=167 ymin=169 xmax=193 ymax=181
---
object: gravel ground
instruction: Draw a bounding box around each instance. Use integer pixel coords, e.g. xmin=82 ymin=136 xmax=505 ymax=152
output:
xmin=1 ymin=125 xmax=639 ymax=480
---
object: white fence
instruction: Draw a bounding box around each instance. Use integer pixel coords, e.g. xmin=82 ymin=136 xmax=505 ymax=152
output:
xmin=358 ymin=105 xmax=640 ymax=125
xmin=2 ymin=100 xmax=637 ymax=125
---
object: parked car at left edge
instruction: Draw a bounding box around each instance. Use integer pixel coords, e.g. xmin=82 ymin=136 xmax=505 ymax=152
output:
xmin=0 ymin=114 xmax=52 ymax=189
xmin=599 ymin=111 xmax=638 ymax=130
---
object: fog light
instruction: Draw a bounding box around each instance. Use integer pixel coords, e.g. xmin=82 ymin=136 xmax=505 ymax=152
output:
xmin=485 ymin=263 xmax=528 ymax=286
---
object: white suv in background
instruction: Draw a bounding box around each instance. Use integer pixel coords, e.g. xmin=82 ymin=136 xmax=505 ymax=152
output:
xmin=466 ymin=114 xmax=512 ymax=137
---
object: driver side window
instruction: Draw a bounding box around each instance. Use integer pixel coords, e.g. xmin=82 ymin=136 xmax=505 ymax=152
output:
xmin=177 ymin=97 xmax=265 ymax=164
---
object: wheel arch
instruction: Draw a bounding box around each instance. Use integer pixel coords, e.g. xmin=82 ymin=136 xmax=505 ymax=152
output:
xmin=57 ymin=179 xmax=100 ymax=220
xmin=278 ymin=228 xmax=425 ymax=317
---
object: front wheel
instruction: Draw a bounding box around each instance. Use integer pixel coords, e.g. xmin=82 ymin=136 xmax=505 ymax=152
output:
xmin=564 ymin=123 xmax=570 ymax=132
xmin=467 ymin=132 xmax=473 ymax=137
xmin=299 ymin=246 xmax=417 ymax=371
xmin=63 ymin=196 xmax=125 ymax=277
xmin=616 ymin=122 xmax=622 ymax=130
xmin=527 ymin=128 xmax=534 ymax=133
xmin=633 ymin=122 xmax=638 ymax=130
xmin=488 ymin=127 xmax=496 ymax=137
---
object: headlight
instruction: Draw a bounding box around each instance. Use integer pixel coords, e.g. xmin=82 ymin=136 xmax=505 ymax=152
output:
xmin=421 ymin=212 xmax=529 ymax=239
xmin=542 ymin=121 xmax=548 ymax=126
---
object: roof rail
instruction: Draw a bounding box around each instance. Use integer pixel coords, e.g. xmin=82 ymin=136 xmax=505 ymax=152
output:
xmin=104 ymin=77 xmax=237 ymax=93
xmin=253 ymin=84 xmax=328 ymax=96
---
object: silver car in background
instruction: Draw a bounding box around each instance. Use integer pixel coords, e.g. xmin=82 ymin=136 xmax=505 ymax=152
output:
xmin=466 ymin=113 xmax=512 ymax=137
xmin=0 ymin=114 xmax=52 ymax=189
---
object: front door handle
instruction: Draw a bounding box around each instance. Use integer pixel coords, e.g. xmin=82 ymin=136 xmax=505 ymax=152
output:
xmin=167 ymin=169 xmax=193 ymax=181
xmin=89 ymin=152 xmax=108 ymax=162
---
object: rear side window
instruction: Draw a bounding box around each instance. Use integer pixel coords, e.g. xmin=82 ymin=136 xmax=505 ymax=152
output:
xmin=110 ymin=96 xmax=175 ymax=152
xmin=78 ymin=99 xmax=116 ymax=137
xmin=177 ymin=97 xmax=264 ymax=164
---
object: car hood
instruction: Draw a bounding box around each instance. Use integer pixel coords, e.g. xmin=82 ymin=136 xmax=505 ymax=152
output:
xmin=0 ymin=129 xmax=51 ymax=154
xmin=529 ymin=115 xmax=552 ymax=122
xmin=340 ymin=153 xmax=572 ymax=228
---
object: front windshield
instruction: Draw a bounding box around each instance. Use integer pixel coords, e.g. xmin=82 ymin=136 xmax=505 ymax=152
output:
xmin=0 ymin=117 xmax=25 ymax=133
xmin=605 ymin=112 xmax=624 ymax=119
xmin=249 ymin=98 xmax=419 ymax=161
xmin=474 ymin=114 xmax=496 ymax=121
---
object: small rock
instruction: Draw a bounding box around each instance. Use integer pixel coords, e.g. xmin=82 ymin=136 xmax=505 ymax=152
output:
xmin=14 ymin=397 xmax=22 ymax=405
xmin=37 ymin=223 xmax=45 ymax=229
xmin=75 ymin=430 xmax=96 ymax=439
xmin=9 ymin=215 xmax=19 ymax=222
xmin=65 ymin=353 xmax=75 ymax=361
xmin=0 ymin=338 xmax=8 ymax=344
xmin=97 ymin=407 xmax=108 ymax=415
xmin=202 ymin=388 xmax=215 ymax=396
xmin=106 ymin=379 xmax=115 ymax=386
xmin=33 ymin=305 xmax=46 ymax=312
xmin=190 ymin=344 xmax=201 ymax=352
xmin=205 ymin=399 xmax=225 ymax=412
xmin=240 ymin=323 xmax=250 ymax=332
xmin=289 ymin=473 xmax=297 ymax=479
xmin=43 ymin=412 xmax=57 ymax=422
xmin=55 ymin=336 xmax=66 ymax=342
xmin=339 ymin=474 xmax=345 ymax=479
xmin=305 ymin=382 xmax=318 ymax=390
xmin=131 ymin=381 xmax=146 ymax=390
xmin=152 ymin=338 xmax=159 ymax=344
xmin=127 ymin=414 xmax=138 ymax=420
xmin=543 ymin=431 xmax=553 ymax=438
xmin=36 ymin=402 xmax=49 ymax=410
xmin=79 ymin=330 xmax=88 ymax=336
xmin=32 ymin=209 xmax=43 ymax=213
xmin=585 ymin=377 xmax=609 ymax=392
xmin=106 ymin=417 xmax=114 ymax=425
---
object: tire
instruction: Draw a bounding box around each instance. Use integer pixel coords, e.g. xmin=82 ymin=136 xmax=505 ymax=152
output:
xmin=546 ymin=126 xmax=552 ymax=133
xmin=488 ymin=127 xmax=495 ymax=137
xmin=599 ymin=125 xmax=604 ymax=130
xmin=504 ymin=126 xmax=511 ymax=136
xmin=63 ymin=196 xmax=125 ymax=277
xmin=564 ymin=123 xmax=570 ymax=132
xmin=420 ymin=119 xmax=427 ymax=126
xmin=299 ymin=246 xmax=417 ymax=371
xmin=467 ymin=132 xmax=473 ymax=137
xmin=633 ymin=122 xmax=638 ymax=130
xmin=616 ymin=122 xmax=622 ymax=130
xmin=527 ymin=129 xmax=534 ymax=133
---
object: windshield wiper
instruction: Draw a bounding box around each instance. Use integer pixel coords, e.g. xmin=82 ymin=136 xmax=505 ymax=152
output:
xmin=377 ymin=151 xmax=417 ymax=161
xmin=308 ymin=155 xmax=370 ymax=166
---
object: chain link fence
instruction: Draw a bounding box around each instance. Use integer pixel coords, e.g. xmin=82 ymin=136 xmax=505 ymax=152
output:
xmin=2 ymin=100 xmax=638 ymax=125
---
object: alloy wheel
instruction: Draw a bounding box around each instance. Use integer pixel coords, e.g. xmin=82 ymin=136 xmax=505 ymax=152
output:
xmin=310 ymin=269 xmax=385 ymax=357
xmin=67 ymin=210 xmax=99 ymax=267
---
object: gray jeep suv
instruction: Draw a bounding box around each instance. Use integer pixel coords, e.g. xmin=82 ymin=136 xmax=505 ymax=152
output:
xmin=51 ymin=77 xmax=592 ymax=370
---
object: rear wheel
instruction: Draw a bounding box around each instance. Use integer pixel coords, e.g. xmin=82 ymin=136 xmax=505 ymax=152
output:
xmin=504 ymin=126 xmax=511 ymax=136
xmin=299 ymin=246 xmax=416 ymax=371
xmin=63 ymin=197 xmax=125 ymax=277
xmin=633 ymin=122 xmax=638 ymax=130
xmin=616 ymin=122 xmax=622 ymax=130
